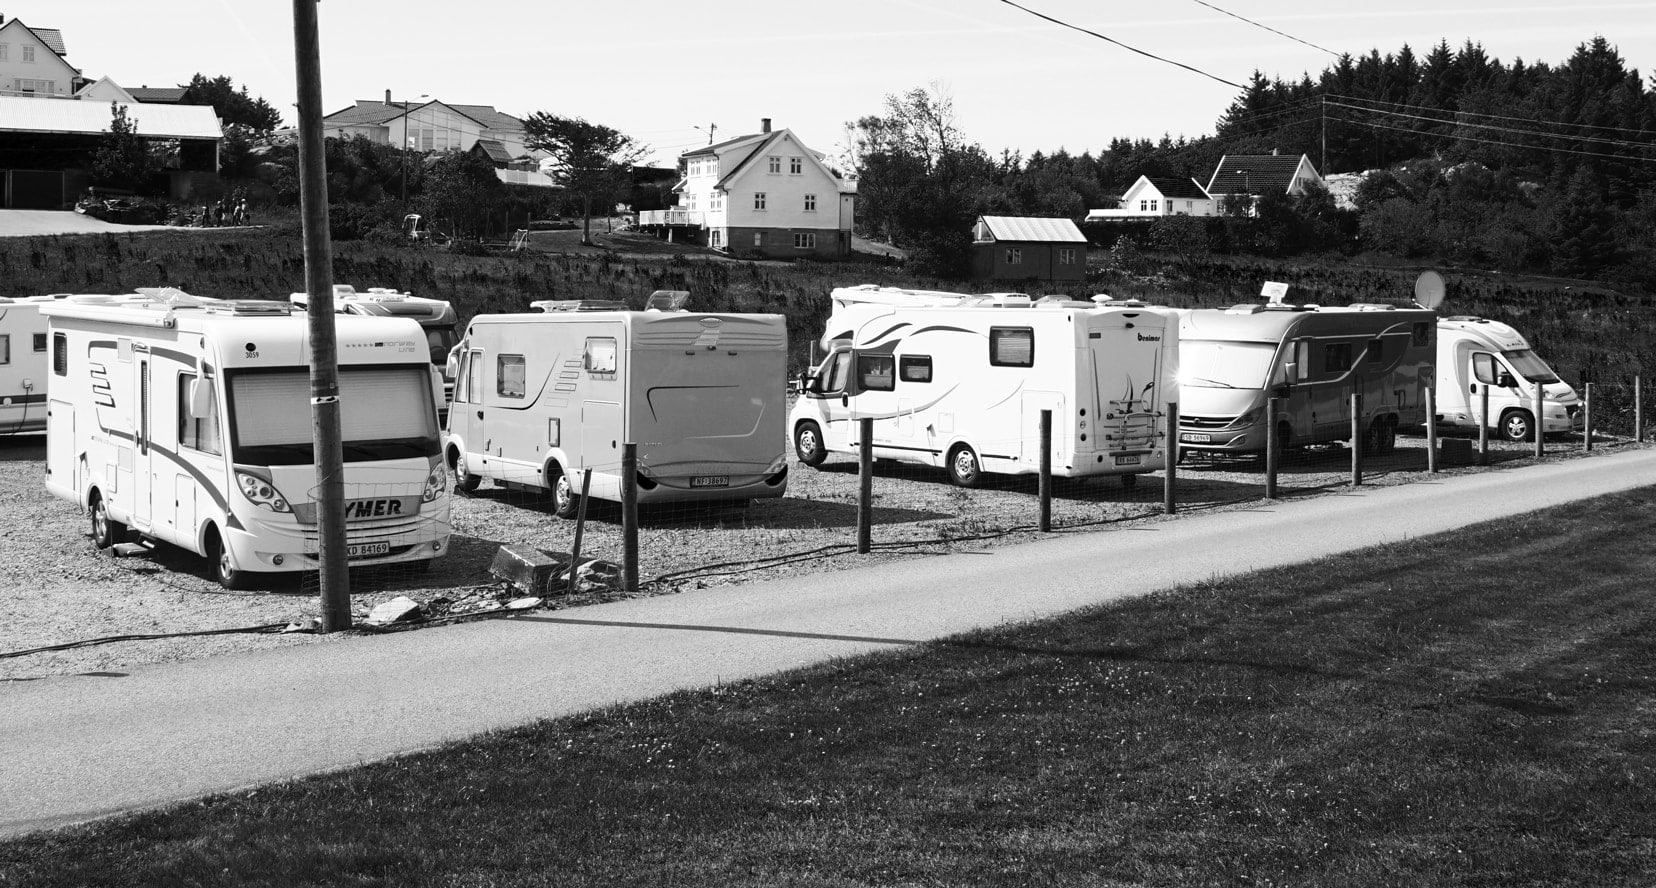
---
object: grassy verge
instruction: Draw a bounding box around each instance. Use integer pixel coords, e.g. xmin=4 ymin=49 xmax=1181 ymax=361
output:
xmin=5 ymin=489 xmax=1655 ymax=886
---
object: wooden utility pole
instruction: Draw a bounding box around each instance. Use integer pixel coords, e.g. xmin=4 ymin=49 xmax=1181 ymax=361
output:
xmin=293 ymin=0 xmax=351 ymax=631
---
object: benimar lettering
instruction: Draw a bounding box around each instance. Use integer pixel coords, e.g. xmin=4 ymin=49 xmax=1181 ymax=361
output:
xmin=1137 ymin=332 xmax=1161 ymax=342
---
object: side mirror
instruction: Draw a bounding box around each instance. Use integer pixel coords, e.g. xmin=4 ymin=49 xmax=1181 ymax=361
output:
xmin=1283 ymin=362 xmax=1299 ymax=385
xmin=188 ymin=378 xmax=213 ymax=418
xmin=1270 ymin=383 xmax=1290 ymax=398
xmin=1497 ymin=372 xmax=1516 ymax=389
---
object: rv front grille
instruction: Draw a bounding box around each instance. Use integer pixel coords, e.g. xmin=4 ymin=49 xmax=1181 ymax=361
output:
xmin=1181 ymin=414 xmax=1241 ymax=431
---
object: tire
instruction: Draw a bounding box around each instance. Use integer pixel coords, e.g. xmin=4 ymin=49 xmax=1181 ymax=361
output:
xmin=947 ymin=444 xmax=983 ymax=488
xmin=550 ymin=467 xmax=581 ymax=519
xmin=204 ymin=527 xmax=251 ymax=591
xmin=451 ymin=447 xmax=481 ymax=493
xmin=1500 ymin=409 xmax=1533 ymax=443
xmin=794 ymin=421 xmax=827 ymax=467
xmin=1120 ymin=472 xmax=1139 ymax=489
xmin=90 ymin=492 xmax=126 ymax=549
xmin=1363 ymin=419 xmax=1394 ymax=456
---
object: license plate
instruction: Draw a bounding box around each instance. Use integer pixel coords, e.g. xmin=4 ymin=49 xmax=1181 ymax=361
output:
xmin=347 ymin=541 xmax=390 ymax=558
xmin=690 ymin=475 xmax=730 ymax=488
xmin=1180 ymin=433 xmax=1212 ymax=443
xmin=1114 ymin=454 xmax=1141 ymax=466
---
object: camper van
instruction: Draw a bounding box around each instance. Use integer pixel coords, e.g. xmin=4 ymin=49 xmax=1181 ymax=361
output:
xmin=0 ymin=295 xmax=66 ymax=435
xmin=290 ymin=285 xmax=461 ymax=411
xmin=1177 ymin=295 xmax=1435 ymax=455
xmin=1435 ymin=315 xmax=1582 ymax=441
xmin=444 ymin=293 xmax=790 ymax=516
xmin=790 ymin=285 xmax=1179 ymax=487
xmin=42 ymin=290 xmax=451 ymax=588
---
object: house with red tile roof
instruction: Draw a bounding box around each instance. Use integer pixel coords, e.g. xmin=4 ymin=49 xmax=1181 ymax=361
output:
xmin=0 ymin=14 xmax=82 ymax=98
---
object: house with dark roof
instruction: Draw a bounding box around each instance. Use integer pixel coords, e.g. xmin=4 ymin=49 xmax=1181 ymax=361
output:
xmin=0 ymin=14 xmax=84 ymax=98
xmin=1204 ymin=152 xmax=1323 ymax=214
xmin=322 ymin=91 xmax=540 ymax=161
xmin=638 ymin=119 xmax=854 ymax=258
xmin=971 ymin=216 xmax=1088 ymax=282
xmin=1085 ymin=175 xmax=1215 ymax=222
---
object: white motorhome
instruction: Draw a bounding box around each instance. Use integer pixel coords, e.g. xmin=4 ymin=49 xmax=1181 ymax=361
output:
xmin=42 ymin=290 xmax=452 ymax=588
xmin=444 ymin=293 xmax=790 ymax=516
xmin=290 ymin=284 xmax=461 ymax=411
xmin=1177 ymin=295 xmax=1436 ymax=455
xmin=1435 ymin=315 xmax=1582 ymax=441
xmin=0 ymin=295 xmax=66 ymax=435
xmin=790 ymin=285 xmax=1179 ymax=487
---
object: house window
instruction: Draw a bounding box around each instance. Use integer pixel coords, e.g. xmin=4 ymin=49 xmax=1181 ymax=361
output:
xmin=767 ymin=156 xmax=781 ymax=174
xmin=754 ymin=192 xmax=767 ymax=210
xmin=584 ymin=338 xmax=618 ymax=373
xmin=803 ymin=194 xmax=816 ymax=212
xmin=1005 ymin=248 xmax=1022 ymax=265
xmin=497 ymin=354 xmax=526 ymax=399
xmin=1186 ymin=201 xmax=1194 ymax=212
xmin=1149 ymin=199 xmax=1159 ymax=212
xmin=790 ymin=157 xmax=803 ymax=174
xmin=177 ymin=373 xmax=223 ymax=456
xmin=1058 ymin=248 xmax=1076 ymax=265
xmin=687 ymin=193 xmax=698 ymax=211
xmin=53 ymin=333 xmax=66 ymax=376
xmin=0 ymin=45 xmax=8 ymax=61
xmin=22 ymin=45 xmax=34 ymax=63
xmin=990 ymin=327 xmax=1035 ymax=367
xmin=857 ymin=354 xmax=895 ymax=391
xmin=753 ymin=232 xmax=763 ymax=247
xmin=0 ymin=335 xmax=9 ymax=365
xmin=1139 ymin=200 xmax=1149 ymax=212
xmin=899 ymin=355 xmax=933 ymax=383
xmin=33 ymin=333 xmax=47 ymax=352
xmin=710 ymin=193 xmax=723 ymax=212
xmin=794 ymin=232 xmax=816 ymax=249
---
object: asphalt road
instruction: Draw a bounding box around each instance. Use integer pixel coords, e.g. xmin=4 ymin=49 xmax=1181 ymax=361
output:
xmin=5 ymin=448 xmax=1656 ymax=837
xmin=0 ymin=209 xmax=206 ymax=238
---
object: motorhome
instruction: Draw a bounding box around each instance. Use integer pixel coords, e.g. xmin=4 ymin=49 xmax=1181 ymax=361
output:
xmin=290 ymin=285 xmax=461 ymax=412
xmin=42 ymin=290 xmax=451 ymax=588
xmin=444 ymin=292 xmax=790 ymax=516
xmin=790 ymin=285 xmax=1179 ymax=487
xmin=1435 ymin=315 xmax=1582 ymax=441
xmin=0 ymin=295 xmax=66 ymax=435
xmin=1177 ymin=293 xmax=1436 ymax=455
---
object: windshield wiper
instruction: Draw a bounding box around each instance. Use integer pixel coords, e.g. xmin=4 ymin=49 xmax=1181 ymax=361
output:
xmin=1183 ymin=375 xmax=1238 ymax=389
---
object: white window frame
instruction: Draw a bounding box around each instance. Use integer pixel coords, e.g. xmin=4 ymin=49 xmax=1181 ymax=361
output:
xmin=1058 ymin=248 xmax=1076 ymax=265
xmin=22 ymin=44 xmax=35 ymax=63
xmin=767 ymin=156 xmax=781 ymax=174
xmin=754 ymin=192 xmax=767 ymax=211
xmin=803 ymin=194 xmax=816 ymax=212
xmin=1005 ymin=248 xmax=1022 ymax=265
xmin=793 ymin=232 xmax=816 ymax=249
xmin=789 ymin=157 xmax=803 ymax=174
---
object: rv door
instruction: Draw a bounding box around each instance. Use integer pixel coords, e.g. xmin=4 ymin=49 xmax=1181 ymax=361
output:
xmin=806 ymin=348 xmax=855 ymax=451
xmin=1468 ymin=351 xmax=1514 ymax=426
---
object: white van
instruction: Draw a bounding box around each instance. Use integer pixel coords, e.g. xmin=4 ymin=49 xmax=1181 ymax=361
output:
xmin=444 ymin=294 xmax=790 ymax=516
xmin=1435 ymin=315 xmax=1582 ymax=441
xmin=1178 ymin=296 xmax=1436 ymax=455
xmin=0 ymin=295 xmax=65 ymax=435
xmin=790 ymin=285 xmax=1179 ymax=487
xmin=42 ymin=290 xmax=452 ymax=588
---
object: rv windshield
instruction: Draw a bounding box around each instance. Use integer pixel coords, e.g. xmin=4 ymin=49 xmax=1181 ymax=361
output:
xmin=227 ymin=366 xmax=439 ymax=466
xmin=426 ymin=325 xmax=459 ymax=368
xmin=1503 ymin=349 xmax=1561 ymax=384
xmin=1178 ymin=340 xmax=1279 ymax=390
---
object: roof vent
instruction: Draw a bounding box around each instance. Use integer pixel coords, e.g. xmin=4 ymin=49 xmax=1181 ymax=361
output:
xmin=1349 ymin=302 xmax=1397 ymax=311
xmin=530 ymin=299 xmax=628 ymax=312
xmin=645 ymin=290 xmax=690 ymax=312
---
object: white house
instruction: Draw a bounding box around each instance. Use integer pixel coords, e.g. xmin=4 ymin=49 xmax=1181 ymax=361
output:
xmin=1085 ymin=175 xmax=1214 ymax=222
xmin=641 ymin=119 xmax=855 ymax=258
xmin=322 ymin=92 xmax=539 ymax=160
xmin=1204 ymin=152 xmax=1324 ymax=214
xmin=0 ymin=15 xmax=81 ymax=98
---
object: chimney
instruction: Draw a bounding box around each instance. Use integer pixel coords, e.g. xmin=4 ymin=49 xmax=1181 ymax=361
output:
xmin=1272 ymin=147 xmax=1280 ymax=156
xmin=761 ymin=118 xmax=771 ymax=134
xmin=385 ymin=89 xmax=393 ymax=105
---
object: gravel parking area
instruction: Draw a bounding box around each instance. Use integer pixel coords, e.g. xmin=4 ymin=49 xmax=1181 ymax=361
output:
xmin=0 ymin=430 xmax=1619 ymax=681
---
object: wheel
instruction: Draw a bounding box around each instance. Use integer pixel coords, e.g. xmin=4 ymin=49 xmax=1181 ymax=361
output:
xmin=1499 ymin=409 xmax=1533 ymax=443
xmin=451 ymin=448 xmax=481 ymax=493
xmin=1363 ymin=419 xmax=1394 ymax=456
xmin=794 ymin=421 xmax=827 ymax=467
xmin=550 ymin=467 xmax=581 ymax=519
xmin=1120 ymin=472 xmax=1139 ymax=489
xmin=204 ymin=527 xmax=251 ymax=590
xmin=1379 ymin=420 xmax=1398 ymax=454
xmin=947 ymin=445 xmax=982 ymax=488
xmin=90 ymin=492 xmax=126 ymax=549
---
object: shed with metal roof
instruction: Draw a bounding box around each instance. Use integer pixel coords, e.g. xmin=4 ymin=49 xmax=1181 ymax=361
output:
xmin=970 ymin=216 xmax=1088 ymax=283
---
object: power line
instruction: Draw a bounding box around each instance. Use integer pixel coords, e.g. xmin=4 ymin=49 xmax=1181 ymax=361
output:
xmin=996 ymin=0 xmax=1245 ymax=89
xmin=1325 ymin=92 xmax=1656 ymax=137
xmin=1189 ymin=0 xmax=1340 ymax=58
xmin=1337 ymin=116 xmax=1656 ymax=164
xmin=1327 ymin=99 xmax=1656 ymax=151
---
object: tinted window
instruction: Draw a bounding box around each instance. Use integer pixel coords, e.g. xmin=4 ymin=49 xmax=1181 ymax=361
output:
xmin=990 ymin=327 xmax=1034 ymax=367
xmin=858 ymin=354 xmax=895 ymax=391
xmin=900 ymin=355 xmax=933 ymax=383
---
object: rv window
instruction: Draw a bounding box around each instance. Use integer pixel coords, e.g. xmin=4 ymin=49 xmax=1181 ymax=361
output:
xmin=497 ymin=355 xmax=527 ymax=399
xmin=0 ymin=334 xmax=8 ymax=365
xmin=1472 ymin=352 xmax=1500 ymax=385
xmin=1367 ymin=338 xmax=1385 ymax=364
xmin=53 ymin=333 xmax=66 ymax=376
xmin=452 ymin=349 xmax=471 ymax=403
xmin=900 ymin=355 xmax=933 ymax=383
xmin=1322 ymin=342 xmax=1354 ymax=374
xmin=990 ymin=327 xmax=1035 ymax=367
xmin=858 ymin=354 xmax=895 ymax=391
xmin=818 ymin=351 xmax=852 ymax=394
xmin=33 ymin=332 xmax=46 ymax=352
xmin=585 ymin=338 xmax=618 ymax=374
xmin=177 ymin=373 xmax=223 ymax=456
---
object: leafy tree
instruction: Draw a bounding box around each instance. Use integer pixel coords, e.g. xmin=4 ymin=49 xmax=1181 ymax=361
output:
xmin=419 ymin=151 xmax=505 ymax=240
xmin=91 ymin=103 xmax=163 ymax=193
xmin=182 ymin=74 xmax=283 ymax=133
xmin=522 ymin=113 xmax=644 ymax=244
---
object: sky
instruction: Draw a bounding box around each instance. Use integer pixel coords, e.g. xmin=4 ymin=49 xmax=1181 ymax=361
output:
xmin=31 ymin=1 xmax=1656 ymax=168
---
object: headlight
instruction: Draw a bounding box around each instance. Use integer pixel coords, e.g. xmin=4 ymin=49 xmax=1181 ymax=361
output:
xmin=236 ymin=471 xmax=293 ymax=513
xmin=1232 ymin=409 xmax=1261 ymax=428
xmin=423 ymin=464 xmax=448 ymax=502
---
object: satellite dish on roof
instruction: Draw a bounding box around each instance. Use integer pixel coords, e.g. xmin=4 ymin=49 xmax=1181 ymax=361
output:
xmin=1414 ymin=270 xmax=1446 ymax=310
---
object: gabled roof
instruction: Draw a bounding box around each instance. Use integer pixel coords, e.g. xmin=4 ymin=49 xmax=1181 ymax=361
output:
xmin=975 ymin=216 xmax=1087 ymax=244
xmin=10 ymin=20 xmax=67 ymax=55
xmin=1141 ymin=175 xmax=1210 ymax=201
xmin=472 ymin=139 xmax=513 ymax=164
xmin=127 ymin=87 xmax=191 ymax=104
xmin=321 ymin=99 xmax=504 ymax=131
xmin=705 ymin=128 xmax=849 ymax=194
xmin=74 ymin=76 xmax=135 ymax=103
xmin=1205 ymin=154 xmax=1316 ymax=195
xmin=446 ymin=104 xmax=524 ymax=133
xmin=682 ymin=132 xmax=766 ymax=159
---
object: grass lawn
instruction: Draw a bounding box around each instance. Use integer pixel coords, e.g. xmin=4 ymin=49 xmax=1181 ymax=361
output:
xmin=4 ymin=490 xmax=1654 ymax=887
